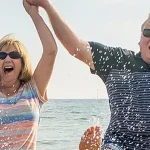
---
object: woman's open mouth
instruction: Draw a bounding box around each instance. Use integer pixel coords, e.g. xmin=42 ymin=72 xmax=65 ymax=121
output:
xmin=4 ymin=66 xmax=14 ymax=74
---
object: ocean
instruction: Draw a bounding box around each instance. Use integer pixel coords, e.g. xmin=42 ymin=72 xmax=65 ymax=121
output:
xmin=37 ymin=99 xmax=110 ymax=150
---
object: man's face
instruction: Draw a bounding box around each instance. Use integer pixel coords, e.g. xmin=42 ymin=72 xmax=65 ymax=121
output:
xmin=139 ymin=33 xmax=150 ymax=64
xmin=139 ymin=21 xmax=150 ymax=64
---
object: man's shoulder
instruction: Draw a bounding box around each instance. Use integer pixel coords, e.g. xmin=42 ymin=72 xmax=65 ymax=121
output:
xmin=88 ymin=41 xmax=136 ymax=56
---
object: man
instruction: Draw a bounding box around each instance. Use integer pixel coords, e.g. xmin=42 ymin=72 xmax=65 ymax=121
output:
xmin=27 ymin=0 xmax=150 ymax=149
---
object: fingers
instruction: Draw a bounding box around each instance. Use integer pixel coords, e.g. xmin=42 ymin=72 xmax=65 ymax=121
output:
xmin=26 ymin=0 xmax=33 ymax=5
xmin=95 ymin=126 xmax=100 ymax=131
xmin=26 ymin=0 xmax=37 ymax=6
xmin=81 ymin=128 xmax=92 ymax=140
xmin=81 ymin=126 xmax=102 ymax=142
xmin=26 ymin=0 xmax=32 ymax=3
xmin=95 ymin=126 xmax=102 ymax=136
xmin=84 ymin=126 xmax=102 ymax=136
xmin=83 ymin=126 xmax=94 ymax=137
xmin=23 ymin=0 xmax=26 ymax=6
xmin=80 ymin=126 xmax=102 ymax=150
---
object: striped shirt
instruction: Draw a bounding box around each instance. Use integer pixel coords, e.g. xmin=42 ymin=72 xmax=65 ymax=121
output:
xmin=0 ymin=79 xmax=47 ymax=150
xmin=89 ymin=41 xmax=150 ymax=149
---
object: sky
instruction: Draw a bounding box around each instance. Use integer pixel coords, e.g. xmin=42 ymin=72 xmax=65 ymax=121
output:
xmin=0 ymin=0 xmax=150 ymax=99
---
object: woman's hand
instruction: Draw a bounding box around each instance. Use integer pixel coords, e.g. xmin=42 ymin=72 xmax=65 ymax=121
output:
xmin=23 ymin=0 xmax=39 ymax=16
xmin=26 ymin=0 xmax=49 ymax=8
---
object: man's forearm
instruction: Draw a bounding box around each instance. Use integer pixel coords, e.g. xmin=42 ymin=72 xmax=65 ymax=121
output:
xmin=43 ymin=1 xmax=82 ymax=55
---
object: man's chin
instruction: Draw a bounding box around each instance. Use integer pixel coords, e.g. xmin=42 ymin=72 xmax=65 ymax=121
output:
xmin=141 ymin=55 xmax=150 ymax=64
xmin=144 ymin=58 xmax=150 ymax=64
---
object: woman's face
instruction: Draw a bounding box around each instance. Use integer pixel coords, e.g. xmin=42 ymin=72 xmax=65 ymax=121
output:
xmin=0 ymin=45 xmax=22 ymax=85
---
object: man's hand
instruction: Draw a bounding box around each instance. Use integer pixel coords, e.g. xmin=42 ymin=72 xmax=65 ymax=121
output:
xmin=26 ymin=0 xmax=49 ymax=8
xmin=79 ymin=126 xmax=102 ymax=150
xmin=23 ymin=0 xmax=39 ymax=16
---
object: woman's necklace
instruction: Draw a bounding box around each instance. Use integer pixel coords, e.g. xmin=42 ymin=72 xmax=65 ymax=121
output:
xmin=1 ymin=84 xmax=17 ymax=96
xmin=0 ymin=84 xmax=18 ymax=96
xmin=0 ymin=82 xmax=21 ymax=104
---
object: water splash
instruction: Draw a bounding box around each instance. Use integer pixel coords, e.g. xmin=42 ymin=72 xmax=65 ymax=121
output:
xmin=89 ymin=116 xmax=101 ymax=127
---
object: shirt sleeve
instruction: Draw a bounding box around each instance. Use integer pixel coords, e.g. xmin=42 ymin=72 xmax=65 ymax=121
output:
xmin=89 ymin=41 xmax=134 ymax=82
xmin=30 ymin=78 xmax=48 ymax=104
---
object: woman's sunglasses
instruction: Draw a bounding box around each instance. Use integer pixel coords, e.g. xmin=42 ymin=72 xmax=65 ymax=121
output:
xmin=0 ymin=51 xmax=22 ymax=60
xmin=143 ymin=29 xmax=150 ymax=37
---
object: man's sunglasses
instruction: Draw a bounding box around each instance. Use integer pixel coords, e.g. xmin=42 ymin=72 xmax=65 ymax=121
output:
xmin=0 ymin=51 xmax=22 ymax=60
xmin=143 ymin=29 xmax=150 ymax=37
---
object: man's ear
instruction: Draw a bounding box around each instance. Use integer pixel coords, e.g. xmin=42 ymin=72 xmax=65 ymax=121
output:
xmin=138 ymin=34 xmax=143 ymax=46
xmin=138 ymin=41 xmax=140 ymax=45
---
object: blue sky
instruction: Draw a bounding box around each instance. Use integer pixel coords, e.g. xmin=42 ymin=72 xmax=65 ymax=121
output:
xmin=0 ymin=0 xmax=150 ymax=99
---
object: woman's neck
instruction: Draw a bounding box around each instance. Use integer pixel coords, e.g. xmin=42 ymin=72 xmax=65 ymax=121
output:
xmin=0 ymin=80 xmax=21 ymax=96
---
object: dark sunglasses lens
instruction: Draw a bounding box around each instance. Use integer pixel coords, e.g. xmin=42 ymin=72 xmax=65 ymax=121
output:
xmin=0 ymin=52 xmax=7 ymax=60
xmin=9 ymin=52 xmax=22 ymax=59
xmin=143 ymin=29 xmax=150 ymax=37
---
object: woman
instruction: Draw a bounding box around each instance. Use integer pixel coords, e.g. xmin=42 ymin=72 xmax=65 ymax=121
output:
xmin=0 ymin=0 xmax=57 ymax=149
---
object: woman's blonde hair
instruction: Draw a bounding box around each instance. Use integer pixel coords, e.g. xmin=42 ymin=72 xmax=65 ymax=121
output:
xmin=0 ymin=34 xmax=32 ymax=83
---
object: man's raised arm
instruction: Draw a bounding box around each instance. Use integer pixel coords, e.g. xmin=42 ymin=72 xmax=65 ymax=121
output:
xmin=27 ymin=0 xmax=94 ymax=69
